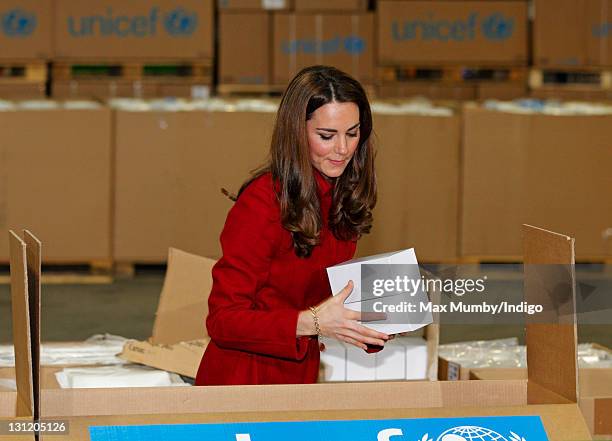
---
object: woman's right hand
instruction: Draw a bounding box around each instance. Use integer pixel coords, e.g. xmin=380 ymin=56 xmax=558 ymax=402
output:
xmin=315 ymin=280 xmax=389 ymax=350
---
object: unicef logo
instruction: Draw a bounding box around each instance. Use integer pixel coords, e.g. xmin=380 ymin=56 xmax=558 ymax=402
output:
xmin=408 ymin=426 xmax=527 ymax=441
xmin=344 ymin=36 xmax=365 ymax=54
xmin=1 ymin=8 xmax=36 ymax=37
xmin=481 ymin=13 xmax=514 ymax=40
xmin=163 ymin=8 xmax=198 ymax=36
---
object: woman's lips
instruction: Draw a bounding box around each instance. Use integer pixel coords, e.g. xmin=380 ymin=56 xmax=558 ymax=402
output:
xmin=328 ymin=159 xmax=346 ymax=166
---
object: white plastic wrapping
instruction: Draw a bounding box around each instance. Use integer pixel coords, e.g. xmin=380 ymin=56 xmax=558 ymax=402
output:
xmin=0 ymin=334 xmax=128 ymax=367
xmin=483 ymin=99 xmax=612 ymax=115
xmin=438 ymin=338 xmax=612 ymax=369
xmin=54 ymin=365 xmax=188 ymax=389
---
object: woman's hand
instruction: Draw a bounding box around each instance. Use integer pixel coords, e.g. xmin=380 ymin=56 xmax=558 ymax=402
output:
xmin=297 ymin=280 xmax=390 ymax=350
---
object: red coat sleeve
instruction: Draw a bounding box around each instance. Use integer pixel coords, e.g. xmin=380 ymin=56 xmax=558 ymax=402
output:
xmin=206 ymin=177 xmax=310 ymax=360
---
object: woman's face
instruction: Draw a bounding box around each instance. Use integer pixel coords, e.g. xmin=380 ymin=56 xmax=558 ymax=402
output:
xmin=306 ymin=101 xmax=360 ymax=179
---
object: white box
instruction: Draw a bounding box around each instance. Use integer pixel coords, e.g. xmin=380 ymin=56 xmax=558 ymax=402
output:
xmin=319 ymin=338 xmax=346 ymax=382
xmin=401 ymin=336 xmax=429 ymax=380
xmin=326 ymin=249 xmax=433 ymax=335
xmin=375 ymin=340 xmax=406 ymax=381
xmin=346 ymin=344 xmax=376 ymax=381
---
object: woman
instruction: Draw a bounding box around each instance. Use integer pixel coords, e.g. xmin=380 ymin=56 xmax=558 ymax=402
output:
xmin=195 ymin=65 xmax=389 ymax=386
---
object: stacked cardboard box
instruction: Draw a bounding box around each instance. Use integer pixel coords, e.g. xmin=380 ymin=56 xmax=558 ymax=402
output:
xmin=531 ymin=0 xmax=612 ymax=100
xmin=0 ymin=102 xmax=112 ymax=263
xmin=376 ymin=0 xmax=528 ymax=100
xmin=112 ymin=101 xmax=276 ymax=262
xmin=52 ymin=0 xmax=214 ymax=99
xmin=0 ymin=0 xmax=52 ymax=99
xmin=273 ymin=12 xmax=375 ymax=87
xmin=461 ymin=103 xmax=612 ymax=260
xmin=357 ymin=104 xmax=460 ymax=262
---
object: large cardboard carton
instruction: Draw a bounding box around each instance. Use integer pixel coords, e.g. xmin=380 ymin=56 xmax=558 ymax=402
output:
xmin=113 ymin=107 xmax=275 ymax=261
xmin=378 ymin=1 xmax=528 ymax=66
xmin=0 ymin=83 xmax=46 ymax=99
xmin=51 ymin=80 xmax=159 ymax=99
xmin=0 ymin=0 xmax=52 ymax=60
xmin=533 ymin=0 xmax=588 ymax=67
xmin=54 ymin=0 xmax=213 ymax=59
xmin=0 ymin=225 xmax=594 ymax=440
xmin=219 ymin=12 xmax=272 ymax=86
xmin=535 ymin=0 xmax=612 ymax=67
xmin=218 ymin=0 xmax=293 ymax=10
xmin=461 ymin=104 xmax=612 ymax=259
xmin=273 ymin=12 xmax=375 ymax=86
xmin=0 ymin=106 xmax=112 ymax=262
xmin=470 ymin=368 xmax=612 ymax=439
xmin=357 ymin=111 xmax=460 ymax=262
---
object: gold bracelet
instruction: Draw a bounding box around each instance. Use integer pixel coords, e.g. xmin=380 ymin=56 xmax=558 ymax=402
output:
xmin=309 ymin=306 xmax=321 ymax=339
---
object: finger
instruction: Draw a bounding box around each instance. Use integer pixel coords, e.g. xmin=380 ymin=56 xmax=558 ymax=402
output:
xmin=359 ymin=311 xmax=387 ymax=322
xmin=346 ymin=321 xmax=390 ymax=342
xmin=340 ymin=328 xmax=387 ymax=347
xmin=337 ymin=334 xmax=367 ymax=350
xmin=335 ymin=280 xmax=354 ymax=302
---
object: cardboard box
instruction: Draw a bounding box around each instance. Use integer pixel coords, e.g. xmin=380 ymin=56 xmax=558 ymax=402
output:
xmin=535 ymin=0 xmax=612 ymax=68
xmin=587 ymin=0 xmax=612 ymax=66
xmin=0 ymin=106 xmax=112 ymax=262
xmin=273 ymin=12 xmax=375 ymax=86
xmin=219 ymin=12 xmax=272 ymax=86
xmin=218 ymin=0 xmax=293 ymax=10
xmin=294 ymin=0 xmax=368 ymax=12
xmin=377 ymin=1 xmax=528 ymax=65
xmin=0 ymin=225 xmax=595 ymax=441
xmin=54 ymin=0 xmax=213 ymax=59
xmin=113 ymin=107 xmax=275 ymax=262
xmin=470 ymin=368 xmax=612 ymax=439
xmin=357 ymin=111 xmax=460 ymax=262
xmin=0 ymin=0 xmax=52 ymax=60
xmin=533 ymin=0 xmax=588 ymax=67
xmin=461 ymin=104 xmax=612 ymax=259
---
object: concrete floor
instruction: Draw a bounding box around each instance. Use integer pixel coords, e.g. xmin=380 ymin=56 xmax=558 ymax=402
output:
xmin=0 ymin=266 xmax=610 ymax=347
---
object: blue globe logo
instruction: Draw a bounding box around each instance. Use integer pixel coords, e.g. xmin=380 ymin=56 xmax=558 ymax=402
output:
xmin=481 ymin=13 xmax=514 ymax=40
xmin=344 ymin=36 xmax=365 ymax=54
xmin=164 ymin=8 xmax=198 ymax=36
xmin=437 ymin=426 xmax=508 ymax=441
xmin=1 ymin=9 xmax=36 ymax=37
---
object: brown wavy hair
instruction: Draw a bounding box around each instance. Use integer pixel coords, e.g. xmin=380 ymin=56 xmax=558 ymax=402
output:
xmin=239 ymin=65 xmax=376 ymax=258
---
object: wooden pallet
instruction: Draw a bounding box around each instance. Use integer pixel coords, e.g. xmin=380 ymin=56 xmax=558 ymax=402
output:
xmin=53 ymin=59 xmax=212 ymax=82
xmin=529 ymin=67 xmax=612 ymax=91
xmin=114 ymin=262 xmax=167 ymax=278
xmin=0 ymin=259 xmax=113 ymax=284
xmin=378 ymin=65 xmax=527 ymax=84
xmin=216 ymin=84 xmax=286 ymax=96
xmin=0 ymin=61 xmax=47 ymax=84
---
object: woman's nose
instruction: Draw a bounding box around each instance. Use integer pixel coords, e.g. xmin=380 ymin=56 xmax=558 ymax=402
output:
xmin=336 ymin=135 xmax=349 ymax=155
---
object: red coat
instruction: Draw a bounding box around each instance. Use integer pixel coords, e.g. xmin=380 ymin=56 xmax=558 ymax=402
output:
xmin=195 ymin=170 xmax=356 ymax=385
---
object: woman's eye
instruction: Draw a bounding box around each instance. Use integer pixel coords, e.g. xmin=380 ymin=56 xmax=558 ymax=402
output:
xmin=319 ymin=134 xmax=333 ymax=140
xmin=347 ymin=132 xmax=358 ymax=138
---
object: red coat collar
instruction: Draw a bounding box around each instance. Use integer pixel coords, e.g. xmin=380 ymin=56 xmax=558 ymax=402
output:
xmin=313 ymin=168 xmax=333 ymax=196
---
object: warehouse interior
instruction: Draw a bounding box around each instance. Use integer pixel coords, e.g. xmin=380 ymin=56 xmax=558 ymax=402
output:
xmin=0 ymin=0 xmax=610 ymax=439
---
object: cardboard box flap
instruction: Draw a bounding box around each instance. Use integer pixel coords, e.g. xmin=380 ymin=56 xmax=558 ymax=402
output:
xmin=23 ymin=230 xmax=41 ymax=422
xmin=8 ymin=231 xmax=34 ymax=418
xmin=523 ymin=225 xmax=578 ymax=405
xmin=151 ymin=248 xmax=215 ymax=345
